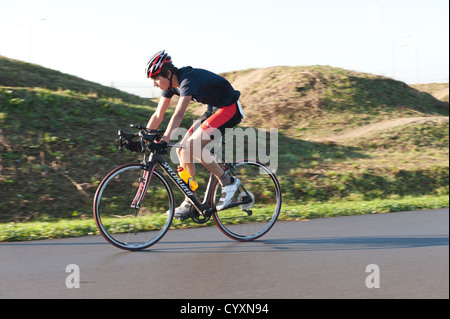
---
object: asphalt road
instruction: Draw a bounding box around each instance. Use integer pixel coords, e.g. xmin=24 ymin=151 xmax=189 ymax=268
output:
xmin=0 ymin=208 xmax=448 ymax=299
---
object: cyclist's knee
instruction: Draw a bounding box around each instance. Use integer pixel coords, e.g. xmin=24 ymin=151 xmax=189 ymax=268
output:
xmin=188 ymin=138 xmax=205 ymax=160
xmin=178 ymin=143 xmax=194 ymax=163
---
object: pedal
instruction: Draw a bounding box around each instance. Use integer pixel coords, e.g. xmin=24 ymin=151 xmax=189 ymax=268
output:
xmin=175 ymin=215 xmax=191 ymax=222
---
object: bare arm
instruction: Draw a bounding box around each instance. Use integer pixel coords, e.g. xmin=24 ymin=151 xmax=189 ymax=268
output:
xmin=161 ymin=95 xmax=192 ymax=143
xmin=146 ymin=97 xmax=171 ymax=130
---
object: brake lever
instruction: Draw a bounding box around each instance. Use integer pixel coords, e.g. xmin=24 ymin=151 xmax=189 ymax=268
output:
xmin=140 ymin=136 xmax=146 ymax=153
xmin=117 ymin=136 xmax=126 ymax=151
xmin=117 ymin=129 xmax=141 ymax=151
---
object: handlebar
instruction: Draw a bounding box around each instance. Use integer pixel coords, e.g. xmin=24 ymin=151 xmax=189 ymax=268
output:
xmin=130 ymin=124 xmax=164 ymax=134
xmin=117 ymin=124 xmax=184 ymax=153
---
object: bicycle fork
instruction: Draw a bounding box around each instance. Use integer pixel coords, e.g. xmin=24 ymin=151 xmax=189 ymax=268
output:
xmin=130 ymin=163 xmax=156 ymax=209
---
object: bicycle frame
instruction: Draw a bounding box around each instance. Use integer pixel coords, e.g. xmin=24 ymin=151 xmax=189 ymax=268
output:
xmin=129 ymin=152 xmax=208 ymax=216
xmin=133 ymin=151 xmax=253 ymax=220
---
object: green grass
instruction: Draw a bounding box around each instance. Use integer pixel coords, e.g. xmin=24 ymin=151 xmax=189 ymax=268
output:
xmin=0 ymin=86 xmax=159 ymax=221
xmin=280 ymin=195 xmax=449 ymax=220
xmin=1 ymin=195 xmax=447 ymax=242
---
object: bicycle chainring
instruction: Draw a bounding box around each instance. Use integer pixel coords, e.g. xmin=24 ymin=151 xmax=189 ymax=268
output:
xmin=190 ymin=207 xmax=211 ymax=224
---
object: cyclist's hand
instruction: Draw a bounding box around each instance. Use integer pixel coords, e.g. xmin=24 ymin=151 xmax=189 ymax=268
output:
xmin=152 ymin=140 xmax=168 ymax=154
xmin=125 ymin=140 xmax=142 ymax=153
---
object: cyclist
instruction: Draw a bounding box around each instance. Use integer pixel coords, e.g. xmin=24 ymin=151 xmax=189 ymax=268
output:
xmin=144 ymin=50 xmax=245 ymax=220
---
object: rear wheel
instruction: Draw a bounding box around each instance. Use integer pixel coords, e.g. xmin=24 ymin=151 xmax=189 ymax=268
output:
xmin=93 ymin=163 xmax=175 ymax=251
xmin=212 ymin=160 xmax=282 ymax=241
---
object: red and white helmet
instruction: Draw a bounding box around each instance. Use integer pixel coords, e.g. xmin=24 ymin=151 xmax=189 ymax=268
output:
xmin=145 ymin=50 xmax=172 ymax=78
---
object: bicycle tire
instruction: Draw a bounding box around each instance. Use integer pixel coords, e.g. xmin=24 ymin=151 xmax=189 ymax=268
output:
xmin=212 ymin=160 xmax=282 ymax=241
xmin=93 ymin=163 xmax=175 ymax=251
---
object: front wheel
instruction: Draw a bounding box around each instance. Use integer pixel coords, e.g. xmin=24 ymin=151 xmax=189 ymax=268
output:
xmin=212 ymin=160 xmax=282 ymax=241
xmin=93 ymin=163 xmax=175 ymax=251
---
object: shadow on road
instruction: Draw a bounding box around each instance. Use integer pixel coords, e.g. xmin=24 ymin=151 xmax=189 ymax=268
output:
xmin=2 ymin=235 xmax=447 ymax=254
xmin=259 ymin=235 xmax=449 ymax=252
xmin=137 ymin=235 xmax=449 ymax=253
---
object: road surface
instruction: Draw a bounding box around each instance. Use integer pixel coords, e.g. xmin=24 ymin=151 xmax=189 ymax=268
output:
xmin=0 ymin=209 xmax=448 ymax=299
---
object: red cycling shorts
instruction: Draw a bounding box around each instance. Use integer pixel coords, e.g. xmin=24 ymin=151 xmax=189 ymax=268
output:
xmin=188 ymin=101 xmax=245 ymax=137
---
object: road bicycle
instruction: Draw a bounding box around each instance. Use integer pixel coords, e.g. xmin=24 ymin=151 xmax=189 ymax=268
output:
xmin=93 ymin=125 xmax=282 ymax=251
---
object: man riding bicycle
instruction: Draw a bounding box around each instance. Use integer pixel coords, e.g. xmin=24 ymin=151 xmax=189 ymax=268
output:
xmin=142 ymin=50 xmax=245 ymax=220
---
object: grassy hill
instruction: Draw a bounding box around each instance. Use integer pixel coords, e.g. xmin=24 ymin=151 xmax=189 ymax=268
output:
xmin=0 ymin=56 xmax=448 ymax=223
xmin=0 ymin=56 xmax=163 ymax=221
xmin=221 ymin=66 xmax=448 ymax=203
xmin=0 ymin=56 xmax=146 ymax=105
xmin=221 ymin=66 xmax=448 ymax=135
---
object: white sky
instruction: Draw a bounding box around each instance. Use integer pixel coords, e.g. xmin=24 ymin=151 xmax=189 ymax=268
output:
xmin=0 ymin=0 xmax=449 ymax=84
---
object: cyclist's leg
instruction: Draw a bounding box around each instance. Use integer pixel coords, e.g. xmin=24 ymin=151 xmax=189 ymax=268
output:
xmin=172 ymin=120 xmax=203 ymax=219
xmin=188 ymin=127 xmax=224 ymax=179
xmin=177 ymin=113 xmax=208 ymax=178
xmin=188 ymin=127 xmax=242 ymax=211
xmin=180 ymin=103 xmax=242 ymax=180
xmin=189 ymin=102 xmax=242 ymax=181
xmin=177 ymin=123 xmax=197 ymax=178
